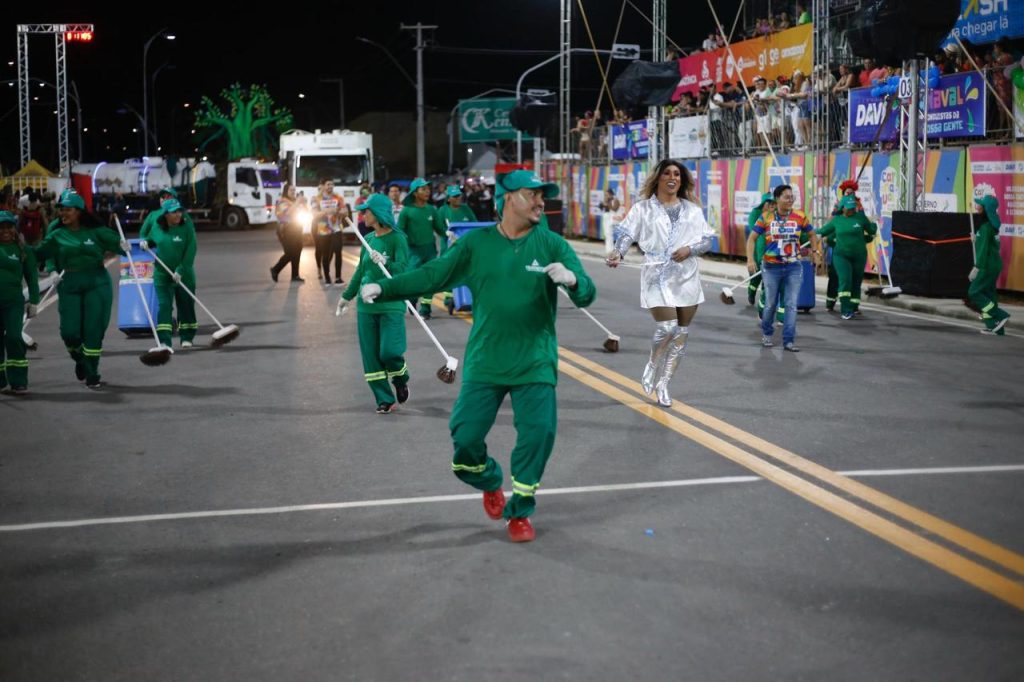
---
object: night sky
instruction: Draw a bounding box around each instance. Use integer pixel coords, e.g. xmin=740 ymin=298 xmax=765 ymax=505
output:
xmin=1 ymin=1 xmax=741 ymax=174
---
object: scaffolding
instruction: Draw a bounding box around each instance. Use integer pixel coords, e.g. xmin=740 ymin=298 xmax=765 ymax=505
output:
xmin=647 ymin=0 xmax=667 ymax=166
xmin=897 ymin=59 xmax=930 ymax=212
xmin=809 ymin=0 xmax=832 ymax=229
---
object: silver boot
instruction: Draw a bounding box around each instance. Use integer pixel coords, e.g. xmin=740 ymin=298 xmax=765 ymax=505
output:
xmin=642 ymin=320 xmax=678 ymax=395
xmin=655 ymin=327 xmax=688 ymax=407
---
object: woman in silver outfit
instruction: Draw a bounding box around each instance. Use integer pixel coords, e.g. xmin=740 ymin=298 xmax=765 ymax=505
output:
xmin=606 ymin=159 xmax=715 ymax=407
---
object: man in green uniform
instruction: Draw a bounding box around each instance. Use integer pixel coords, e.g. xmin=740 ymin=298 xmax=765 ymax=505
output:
xmin=818 ymin=195 xmax=877 ymax=320
xmin=339 ymin=194 xmax=412 ymax=414
xmin=745 ymin=192 xmax=774 ymax=306
xmin=32 ymin=189 xmax=126 ymax=388
xmin=436 ymin=185 xmax=477 ymax=312
xmin=968 ymin=195 xmax=1010 ymax=335
xmin=0 ymin=212 xmax=39 ymax=395
xmin=140 ymin=198 xmax=199 ymax=348
xmin=360 ymin=170 xmax=597 ymax=543
xmin=396 ymin=178 xmax=445 ymax=319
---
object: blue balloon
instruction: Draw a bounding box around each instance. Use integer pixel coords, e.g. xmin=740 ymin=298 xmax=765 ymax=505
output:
xmin=871 ymin=86 xmax=884 ymax=98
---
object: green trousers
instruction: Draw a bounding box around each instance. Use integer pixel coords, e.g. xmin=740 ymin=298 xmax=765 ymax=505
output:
xmin=0 ymin=300 xmax=28 ymax=389
xmin=409 ymin=244 xmax=439 ymax=316
xmin=357 ymin=311 xmax=408 ymax=406
xmin=155 ymin=274 xmax=197 ymax=346
xmin=449 ymin=382 xmax=557 ymax=519
xmin=58 ymin=270 xmax=112 ymax=383
xmin=833 ymin=250 xmax=866 ymax=316
xmin=968 ymin=268 xmax=1009 ymax=330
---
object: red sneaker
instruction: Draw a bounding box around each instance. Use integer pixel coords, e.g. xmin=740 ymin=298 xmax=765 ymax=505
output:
xmin=506 ymin=517 xmax=535 ymax=543
xmin=482 ymin=489 xmax=506 ymax=520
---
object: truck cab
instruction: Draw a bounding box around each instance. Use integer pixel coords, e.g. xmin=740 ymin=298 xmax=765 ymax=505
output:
xmin=223 ymin=159 xmax=283 ymax=229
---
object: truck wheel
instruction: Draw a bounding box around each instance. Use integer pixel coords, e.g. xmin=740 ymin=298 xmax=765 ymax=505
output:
xmin=224 ymin=208 xmax=248 ymax=230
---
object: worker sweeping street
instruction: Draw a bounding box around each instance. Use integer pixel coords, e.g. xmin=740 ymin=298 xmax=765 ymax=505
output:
xmin=338 ymin=194 xmax=412 ymax=414
xmin=436 ymin=185 xmax=476 ymax=311
xmin=396 ymin=178 xmax=445 ymax=319
xmin=0 ymin=212 xmax=39 ymax=396
xmin=360 ymin=170 xmax=596 ymax=543
xmin=745 ymin=192 xmax=774 ymax=307
xmin=818 ymin=195 xmax=877 ymax=320
xmin=139 ymin=187 xmax=190 ymax=241
xmin=826 ymin=180 xmax=865 ymax=311
xmin=140 ymin=198 xmax=199 ymax=348
xmin=969 ymin=195 xmax=1010 ymax=336
xmin=32 ymin=189 xmax=126 ymax=388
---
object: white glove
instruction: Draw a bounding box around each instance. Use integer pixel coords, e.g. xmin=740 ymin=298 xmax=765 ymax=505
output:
xmin=119 ymin=239 xmax=130 ymax=253
xmin=25 ymin=303 xmax=37 ymax=319
xmin=138 ymin=239 xmax=150 ymax=251
xmin=360 ymin=283 xmax=382 ymax=304
xmin=172 ymin=272 xmax=182 ymax=285
xmin=446 ymin=230 xmax=457 ymax=241
xmin=968 ymin=266 xmax=978 ymax=282
xmin=543 ymin=262 xmax=577 ymax=288
xmin=336 ymin=300 xmax=350 ymax=317
xmin=370 ymin=249 xmax=388 ymax=266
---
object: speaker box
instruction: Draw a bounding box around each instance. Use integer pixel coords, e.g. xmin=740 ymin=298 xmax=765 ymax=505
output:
xmin=845 ymin=0 xmax=961 ymax=64
xmin=545 ymin=198 xmax=564 ymax=235
xmin=890 ymin=210 xmax=973 ymax=298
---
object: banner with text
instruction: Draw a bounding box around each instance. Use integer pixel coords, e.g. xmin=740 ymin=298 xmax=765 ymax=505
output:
xmin=458 ymin=98 xmax=530 ymax=143
xmin=943 ymin=0 xmax=1024 ymax=47
xmin=668 ymin=116 xmax=709 ymax=159
xmin=611 ymin=120 xmax=650 ymax=160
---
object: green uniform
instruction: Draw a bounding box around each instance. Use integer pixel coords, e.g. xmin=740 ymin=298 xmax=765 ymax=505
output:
xmin=818 ymin=214 xmax=877 ymax=316
xmin=397 ymin=204 xmax=445 ymax=315
xmin=377 ymin=225 xmax=596 ymax=519
xmin=139 ymin=207 xmax=197 ymax=241
xmin=0 ymin=242 xmax=40 ymax=389
xmin=968 ymin=218 xmax=1008 ymax=332
xmin=342 ymin=229 xmax=411 ymax=407
xmin=746 ymin=206 xmax=767 ymax=304
xmin=436 ymin=203 xmax=477 ymax=309
xmin=143 ymin=216 xmax=198 ymax=346
xmin=33 ymin=224 xmax=124 ymax=383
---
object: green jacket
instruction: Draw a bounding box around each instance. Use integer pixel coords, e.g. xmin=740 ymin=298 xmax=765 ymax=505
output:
xmin=397 ymin=204 xmax=444 ymax=249
xmin=140 ymin=208 xmax=196 ymax=241
xmin=143 ymin=217 xmax=197 ymax=284
xmin=817 ymin=214 xmax=877 ymax=258
xmin=342 ymin=230 xmax=411 ymax=315
xmin=378 ymin=225 xmax=596 ymax=386
xmin=0 ymin=241 xmax=40 ymax=305
xmin=33 ymin=224 xmax=124 ymax=272
xmin=974 ymin=220 xmax=1002 ymax=273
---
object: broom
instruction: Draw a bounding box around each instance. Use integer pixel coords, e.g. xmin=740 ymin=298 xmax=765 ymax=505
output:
xmin=112 ymin=216 xmax=173 ymax=365
xmin=22 ymin=270 xmax=64 ymax=350
xmin=557 ymin=287 xmax=620 ymax=352
xmin=345 ymin=220 xmax=459 ymax=383
xmin=864 ymin=234 xmax=902 ymax=298
xmin=720 ymin=270 xmax=762 ymax=304
xmin=142 ymin=244 xmax=241 ymax=347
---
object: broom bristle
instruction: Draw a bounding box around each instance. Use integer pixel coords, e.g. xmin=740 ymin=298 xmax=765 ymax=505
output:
xmin=603 ymin=337 xmax=620 ymax=353
xmin=211 ymin=326 xmax=240 ymax=348
xmin=720 ymin=290 xmax=735 ymax=305
xmin=140 ymin=348 xmax=172 ymax=366
xmin=436 ymin=366 xmax=457 ymax=384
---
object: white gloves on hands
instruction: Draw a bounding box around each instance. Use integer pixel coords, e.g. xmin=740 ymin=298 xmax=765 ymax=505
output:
xmin=446 ymin=230 xmax=457 ymax=241
xmin=544 ymin=262 xmax=577 ymax=287
xmin=360 ymin=283 xmax=382 ymax=304
xmin=172 ymin=272 xmax=182 ymax=285
xmin=138 ymin=239 xmax=150 ymax=251
xmin=968 ymin=266 xmax=979 ymax=282
xmin=25 ymin=303 xmax=37 ymax=319
xmin=336 ymin=300 xmax=350 ymax=317
xmin=119 ymin=239 xmax=130 ymax=253
xmin=370 ymin=249 xmax=388 ymax=266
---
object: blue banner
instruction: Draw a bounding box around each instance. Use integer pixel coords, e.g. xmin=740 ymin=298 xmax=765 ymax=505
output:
xmin=847 ymin=72 xmax=986 ymax=144
xmin=611 ymin=121 xmax=649 ymax=160
xmin=944 ymin=0 xmax=1024 ymax=46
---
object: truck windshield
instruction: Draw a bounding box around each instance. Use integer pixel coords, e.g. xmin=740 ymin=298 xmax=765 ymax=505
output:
xmin=259 ymin=167 xmax=283 ymax=188
xmin=296 ymin=155 xmax=367 ymax=186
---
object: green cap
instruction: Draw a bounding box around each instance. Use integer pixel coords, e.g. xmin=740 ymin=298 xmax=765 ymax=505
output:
xmin=495 ymin=170 xmax=559 ymax=218
xmin=159 ymin=186 xmax=179 ymax=198
xmin=974 ymin=195 xmax=1001 ymax=230
xmin=755 ymin=192 xmax=774 ymax=210
xmin=0 ymin=210 xmax=17 ymax=226
xmin=356 ymin=193 xmax=396 ymax=228
xmin=840 ymin=195 xmax=858 ymax=211
xmin=446 ymin=185 xmax=463 ymax=198
xmin=402 ymin=178 xmax=431 ymax=206
xmin=162 ymin=198 xmax=183 ymax=213
xmin=56 ymin=189 xmax=86 ymax=211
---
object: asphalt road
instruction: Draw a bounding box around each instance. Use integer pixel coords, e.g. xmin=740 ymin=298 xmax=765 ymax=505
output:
xmin=1 ymin=230 xmax=1022 ymax=681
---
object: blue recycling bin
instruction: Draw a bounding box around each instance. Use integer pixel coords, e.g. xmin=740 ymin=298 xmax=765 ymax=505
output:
xmin=446 ymin=221 xmax=491 ymax=313
xmin=117 ymin=239 xmax=160 ymax=336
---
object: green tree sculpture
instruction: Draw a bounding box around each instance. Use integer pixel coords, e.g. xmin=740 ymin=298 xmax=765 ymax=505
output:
xmin=194 ymin=83 xmax=294 ymax=161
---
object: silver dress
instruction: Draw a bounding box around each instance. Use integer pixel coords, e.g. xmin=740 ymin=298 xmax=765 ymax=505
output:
xmin=614 ymin=198 xmax=715 ymax=308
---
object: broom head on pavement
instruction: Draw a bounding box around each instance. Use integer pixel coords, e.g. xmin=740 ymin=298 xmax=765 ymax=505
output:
xmin=22 ymin=331 xmax=37 ymax=351
xmin=603 ymin=335 xmax=621 ymax=352
xmin=436 ymin=356 xmax=459 ymax=384
xmin=140 ymin=345 xmax=173 ymax=366
xmin=719 ymin=285 xmax=737 ymax=304
xmin=211 ymin=324 xmax=241 ymax=348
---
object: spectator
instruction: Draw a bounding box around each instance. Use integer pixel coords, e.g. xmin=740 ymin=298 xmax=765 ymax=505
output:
xmin=751 ymin=77 xmax=775 ymax=148
xmin=702 ymin=32 xmax=717 ymax=52
xmin=757 ymin=17 xmax=771 ymax=38
xmin=715 ymin=33 xmax=726 ymax=49
xmin=796 ymin=4 xmax=811 ymax=25
xmin=777 ymin=12 xmax=792 ymax=30
xmin=858 ymin=58 xmax=876 ymax=88
xmin=598 ymin=187 xmax=621 ymax=213
xmin=573 ymin=111 xmax=595 ymax=161
xmin=18 ymin=191 xmax=44 ymax=245
xmin=833 ymin=64 xmax=855 ymax=141
xmin=787 ymin=69 xmax=812 ymax=149
xmin=992 ymin=38 xmax=1015 ymax=135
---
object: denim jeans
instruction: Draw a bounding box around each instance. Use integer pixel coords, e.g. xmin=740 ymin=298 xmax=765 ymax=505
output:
xmin=761 ymin=261 xmax=803 ymax=344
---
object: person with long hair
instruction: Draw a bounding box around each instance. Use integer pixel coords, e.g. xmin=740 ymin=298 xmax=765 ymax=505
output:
xmin=270 ymin=182 xmax=306 ymax=283
xmin=606 ymin=159 xmax=715 ymax=408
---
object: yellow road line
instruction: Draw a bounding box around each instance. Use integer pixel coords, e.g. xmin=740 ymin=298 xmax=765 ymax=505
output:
xmin=559 ymin=347 xmax=1024 ymax=579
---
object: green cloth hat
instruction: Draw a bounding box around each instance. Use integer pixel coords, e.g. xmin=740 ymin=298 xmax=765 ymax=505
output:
xmin=402 ymin=178 xmax=431 ymax=206
xmin=56 ymin=189 xmax=86 ymax=210
xmin=446 ymin=185 xmax=463 ymax=198
xmin=840 ymin=195 xmax=858 ymax=211
xmin=974 ymin=195 xmax=1001 ymax=230
xmin=161 ymin=198 xmax=183 ymax=213
xmin=495 ymin=170 xmax=559 ymax=217
xmin=356 ymin=193 xmax=396 ymax=228
xmin=159 ymin=186 xmax=179 ymax=198
xmin=0 ymin=210 xmax=17 ymax=226
xmin=755 ymin=192 xmax=775 ymax=210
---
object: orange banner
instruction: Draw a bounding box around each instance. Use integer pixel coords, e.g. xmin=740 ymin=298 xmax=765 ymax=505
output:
xmin=672 ymin=24 xmax=813 ymax=100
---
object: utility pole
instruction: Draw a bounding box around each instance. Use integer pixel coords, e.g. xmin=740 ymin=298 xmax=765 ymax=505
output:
xmin=400 ymin=23 xmax=437 ymax=178
xmin=320 ymin=76 xmax=346 ymax=130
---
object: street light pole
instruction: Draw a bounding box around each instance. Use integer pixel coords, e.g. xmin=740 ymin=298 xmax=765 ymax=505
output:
xmin=142 ymin=28 xmax=174 ymax=157
xmin=400 ymin=23 xmax=437 ymax=178
xmin=151 ymin=62 xmax=174 ymax=151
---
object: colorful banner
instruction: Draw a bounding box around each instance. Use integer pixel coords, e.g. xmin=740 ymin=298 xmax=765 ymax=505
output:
xmin=944 ymin=0 xmax=1024 ymax=47
xmin=967 ymin=145 xmax=1024 ymax=290
xmin=611 ymin=121 xmax=649 ymax=160
xmin=457 ymin=98 xmax=530 ymax=143
xmin=668 ymin=116 xmax=709 ymax=159
xmin=672 ymin=24 xmax=812 ymax=100
xmin=847 ymin=72 xmax=987 ymax=144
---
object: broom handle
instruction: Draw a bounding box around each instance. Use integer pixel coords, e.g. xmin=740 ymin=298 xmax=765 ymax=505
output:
xmin=146 ymin=247 xmax=226 ymax=330
xmin=968 ymin=210 xmax=977 ymax=263
xmin=733 ymin=269 xmax=762 ymax=288
xmin=22 ymin=270 xmax=63 ymax=329
xmin=854 ymin=95 xmax=895 ymax=185
xmin=346 ymin=220 xmax=455 ymax=364
xmin=113 ymin=215 xmax=163 ymax=346
xmin=557 ymin=287 xmax=615 ymax=337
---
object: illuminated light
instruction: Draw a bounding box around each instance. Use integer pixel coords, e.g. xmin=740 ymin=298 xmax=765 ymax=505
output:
xmin=183 ymin=103 xmax=190 ymax=108
xmin=38 ymin=82 xmax=44 ymax=87
xmin=6 ymin=61 xmax=12 ymax=66
xmin=83 ymin=127 xmax=89 ymax=132
xmin=132 ymin=128 xmax=138 ymax=133
xmin=166 ymin=34 xmax=176 ymax=40
xmin=92 ymin=161 xmax=107 ymax=194
xmin=190 ymin=129 xmax=196 ymax=134
xmin=298 ymin=93 xmax=305 ymax=99
xmin=202 ymin=156 xmax=208 ymax=161
xmin=32 ymin=96 xmax=38 ymax=101
xmin=64 ymin=31 xmax=94 ymax=42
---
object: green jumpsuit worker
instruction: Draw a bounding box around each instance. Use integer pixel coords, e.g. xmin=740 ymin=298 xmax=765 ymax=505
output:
xmin=340 ymin=193 xmax=412 ymax=413
xmin=0 ymin=212 xmax=40 ymax=395
xmin=968 ymin=195 xmax=1010 ymax=335
xmin=138 ymin=187 xmax=182 ymax=240
xmin=360 ymin=170 xmax=596 ymax=542
xmin=827 ymin=182 xmax=865 ymax=311
xmin=32 ymin=189 xmax=126 ymax=388
xmin=141 ymin=198 xmax=198 ymax=348
xmin=397 ymin=178 xmax=445 ymax=318
xmin=746 ymin=193 xmax=774 ymax=306
xmin=818 ymin=195 xmax=877 ymax=319
xmin=436 ymin=185 xmax=477 ymax=312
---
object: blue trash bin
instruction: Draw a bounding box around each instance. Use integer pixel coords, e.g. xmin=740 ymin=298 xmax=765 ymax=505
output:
xmin=446 ymin=221 xmax=491 ymax=313
xmin=117 ymin=239 xmax=160 ymax=336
